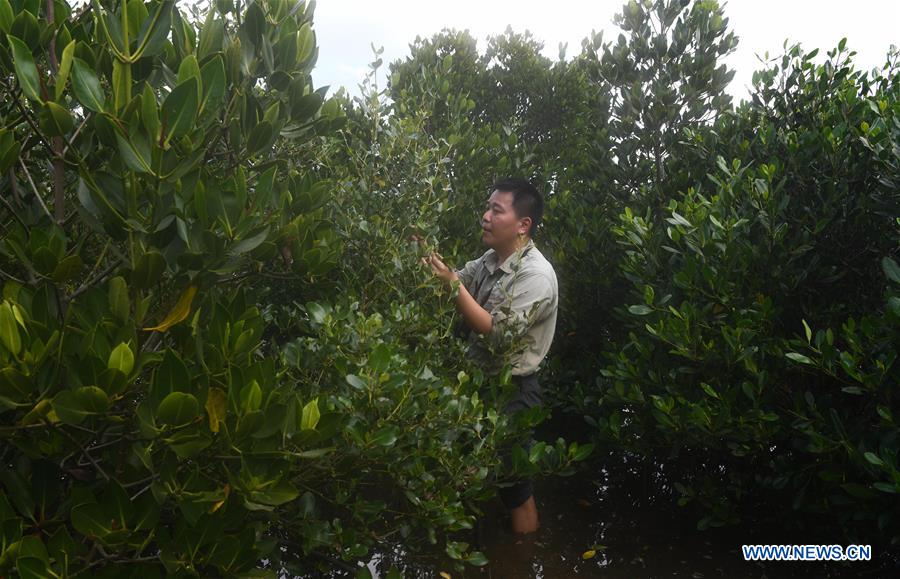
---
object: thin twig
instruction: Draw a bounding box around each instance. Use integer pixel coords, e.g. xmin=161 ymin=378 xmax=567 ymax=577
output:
xmin=62 ymin=113 xmax=91 ymax=156
xmin=0 ymin=267 xmax=26 ymax=284
xmin=67 ymin=256 xmax=124 ymax=302
xmin=129 ymin=480 xmax=156 ymax=501
xmin=18 ymin=157 xmax=54 ymax=222
xmin=0 ymin=422 xmax=51 ymax=434
xmin=8 ymin=167 xmax=21 ymax=206
xmin=56 ymin=425 xmax=111 ymax=481
xmin=0 ymin=188 xmax=28 ymax=229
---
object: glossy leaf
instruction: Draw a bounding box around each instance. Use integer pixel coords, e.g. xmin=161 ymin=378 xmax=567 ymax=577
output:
xmin=161 ymin=77 xmax=199 ymax=145
xmin=54 ymin=39 xmax=76 ymax=100
xmin=300 ymin=397 xmax=319 ymax=430
xmin=157 ymin=391 xmax=200 ymax=426
xmin=7 ymin=34 xmax=41 ymax=101
xmin=71 ymin=57 xmax=106 ymax=112
xmin=115 ymin=128 xmax=154 ymax=174
xmin=0 ymin=301 xmax=21 ymax=355
xmin=108 ymin=343 xmax=135 ymax=376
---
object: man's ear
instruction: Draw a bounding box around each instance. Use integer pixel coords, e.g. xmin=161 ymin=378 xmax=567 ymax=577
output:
xmin=518 ymin=217 xmax=532 ymax=235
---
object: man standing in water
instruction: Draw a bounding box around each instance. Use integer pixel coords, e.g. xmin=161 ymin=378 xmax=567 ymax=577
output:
xmin=423 ymin=178 xmax=558 ymax=534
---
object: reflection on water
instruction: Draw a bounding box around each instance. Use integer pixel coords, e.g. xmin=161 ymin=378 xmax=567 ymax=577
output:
xmin=308 ymin=452 xmax=895 ymax=578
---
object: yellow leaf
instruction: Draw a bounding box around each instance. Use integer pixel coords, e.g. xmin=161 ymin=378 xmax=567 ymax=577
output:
xmin=439 ymin=573 xmax=451 ymax=579
xmin=20 ymin=399 xmax=52 ymax=425
xmin=582 ymin=549 xmax=596 ymax=560
xmin=205 ymin=387 xmax=227 ymax=433
xmin=143 ymin=285 xmax=198 ymax=332
xmin=210 ymin=484 xmax=230 ymax=513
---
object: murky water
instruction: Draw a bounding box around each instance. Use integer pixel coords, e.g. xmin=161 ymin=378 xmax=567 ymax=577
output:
xmin=336 ymin=451 xmax=895 ymax=579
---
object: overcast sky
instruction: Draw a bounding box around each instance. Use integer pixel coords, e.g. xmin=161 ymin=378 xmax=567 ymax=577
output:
xmin=311 ymin=0 xmax=898 ymax=102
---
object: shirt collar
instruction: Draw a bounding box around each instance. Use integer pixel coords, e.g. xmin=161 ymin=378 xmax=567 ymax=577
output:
xmin=485 ymin=238 xmax=535 ymax=275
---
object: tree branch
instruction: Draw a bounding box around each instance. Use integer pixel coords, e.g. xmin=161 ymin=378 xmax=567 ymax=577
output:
xmin=66 ymin=255 xmax=124 ymax=302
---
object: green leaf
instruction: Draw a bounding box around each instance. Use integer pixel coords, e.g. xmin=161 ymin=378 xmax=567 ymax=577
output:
xmin=251 ymin=481 xmax=299 ymax=506
xmin=246 ymin=120 xmax=273 ymax=154
xmin=71 ymin=501 xmax=112 ymax=538
xmin=52 ymin=386 xmax=109 ymax=425
xmin=132 ymin=0 xmax=173 ymax=59
xmin=199 ymin=54 xmax=226 ymax=115
xmin=306 ymin=302 xmax=326 ymax=324
xmin=131 ymin=250 xmax=166 ymax=289
xmin=345 ymin=374 xmax=366 ymax=390
xmin=628 ymin=304 xmax=653 ymax=315
xmin=90 ymin=0 xmax=126 ymax=60
xmin=37 ymin=101 xmax=74 ymax=137
xmin=141 ymin=83 xmax=160 ymax=141
xmin=0 ymin=367 xmax=31 ymax=403
xmin=802 ymin=319 xmax=812 ymax=343
xmin=108 ymin=342 xmax=135 ymax=375
xmin=164 ymin=429 xmax=211 ymax=458
xmin=0 ymin=301 xmax=22 ymax=355
xmin=55 ymin=39 xmax=76 ymax=101
xmin=786 ymin=352 xmax=813 ymax=365
xmin=883 ymin=256 xmax=900 ymax=284
xmin=108 ymin=276 xmax=130 ymax=322
xmin=52 ymin=254 xmax=83 ymax=283
xmin=296 ymin=23 xmax=314 ymax=64
xmin=176 ymin=53 xmax=201 ymax=86
xmin=7 ymin=34 xmax=41 ymax=101
xmin=0 ymin=0 xmax=12 ymax=33
xmin=17 ymin=535 xmax=50 ymax=578
xmin=864 ymin=452 xmax=885 ymax=467
xmin=161 ymin=77 xmax=199 ymax=145
xmin=229 ymin=227 xmax=269 ymax=256
xmin=700 ymin=382 xmax=719 ymax=399
xmin=300 ymin=397 xmax=320 ymax=430
xmin=157 ymin=391 xmax=200 ymax=425
xmin=111 ymin=59 xmax=132 ymax=113
xmin=874 ymin=482 xmax=897 ymax=494
xmin=240 ymin=380 xmax=262 ymax=414
xmin=71 ymin=57 xmax=106 ymax=112
xmin=115 ymin=128 xmax=154 ymax=174
xmin=466 ymin=550 xmax=489 ymax=566
xmin=569 ymin=442 xmax=594 ymax=462
xmin=369 ymin=426 xmax=398 ymax=447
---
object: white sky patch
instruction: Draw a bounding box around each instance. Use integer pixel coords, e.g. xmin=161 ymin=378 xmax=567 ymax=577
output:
xmin=312 ymin=0 xmax=898 ymax=101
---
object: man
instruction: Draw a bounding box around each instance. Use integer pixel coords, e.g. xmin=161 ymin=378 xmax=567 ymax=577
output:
xmin=423 ymin=178 xmax=558 ymax=534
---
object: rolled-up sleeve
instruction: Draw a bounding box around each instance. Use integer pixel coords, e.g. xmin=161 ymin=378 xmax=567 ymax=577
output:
xmin=455 ymin=256 xmax=482 ymax=290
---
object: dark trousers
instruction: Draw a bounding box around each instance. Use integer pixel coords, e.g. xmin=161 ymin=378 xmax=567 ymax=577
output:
xmin=498 ymin=373 xmax=541 ymax=509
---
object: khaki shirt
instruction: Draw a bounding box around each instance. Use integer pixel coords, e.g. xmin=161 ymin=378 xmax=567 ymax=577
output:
xmin=456 ymin=239 xmax=558 ymax=376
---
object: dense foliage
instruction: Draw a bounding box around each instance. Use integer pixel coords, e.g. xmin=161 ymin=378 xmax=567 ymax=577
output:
xmin=0 ymin=0 xmax=587 ymax=576
xmin=375 ymin=0 xmax=900 ymax=550
xmin=1 ymin=0 xmax=898 ymax=575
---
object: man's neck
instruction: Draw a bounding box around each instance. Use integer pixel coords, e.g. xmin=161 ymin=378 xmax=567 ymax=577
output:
xmin=495 ymin=237 xmax=531 ymax=264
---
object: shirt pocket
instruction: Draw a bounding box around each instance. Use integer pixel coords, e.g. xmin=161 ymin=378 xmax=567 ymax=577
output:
xmin=485 ymin=278 xmax=510 ymax=312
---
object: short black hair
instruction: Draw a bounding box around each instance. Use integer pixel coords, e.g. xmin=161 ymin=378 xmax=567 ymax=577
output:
xmin=492 ymin=177 xmax=543 ymax=236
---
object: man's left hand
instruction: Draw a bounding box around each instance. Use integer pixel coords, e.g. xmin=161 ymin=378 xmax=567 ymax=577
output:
xmin=422 ymin=253 xmax=458 ymax=286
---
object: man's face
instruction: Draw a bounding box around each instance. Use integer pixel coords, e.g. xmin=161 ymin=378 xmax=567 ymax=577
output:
xmin=481 ymin=190 xmax=529 ymax=250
